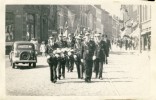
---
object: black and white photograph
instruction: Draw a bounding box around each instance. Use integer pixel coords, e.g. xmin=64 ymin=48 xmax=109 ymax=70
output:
xmin=1 ymin=0 xmax=156 ymax=99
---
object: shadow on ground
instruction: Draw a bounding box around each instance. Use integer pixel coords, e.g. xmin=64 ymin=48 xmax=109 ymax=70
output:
xmin=15 ymin=65 xmax=48 ymax=70
xmin=110 ymin=51 xmax=136 ymax=55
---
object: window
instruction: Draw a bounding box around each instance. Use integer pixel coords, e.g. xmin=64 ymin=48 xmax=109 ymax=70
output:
xmin=26 ymin=14 xmax=35 ymax=41
xmin=145 ymin=5 xmax=147 ymax=21
xmin=6 ymin=12 xmax=15 ymax=42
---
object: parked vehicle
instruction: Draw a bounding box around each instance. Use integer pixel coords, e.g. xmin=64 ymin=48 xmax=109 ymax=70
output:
xmin=9 ymin=41 xmax=37 ymax=68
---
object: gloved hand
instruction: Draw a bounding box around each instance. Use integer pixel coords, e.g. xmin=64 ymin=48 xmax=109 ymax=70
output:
xmin=61 ymin=53 xmax=65 ymax=58
xmin=92 ymin=56 xmax=96 ymax=60
xmin=68 ymin=52 xmax=71 ymax=56
xmin=73 ymin=55 xmax=77 ymax=59
xmin=55 ymin=54 xmax=59 ymax=58
xmin=81 ymin=59 xmax=83 ymax=63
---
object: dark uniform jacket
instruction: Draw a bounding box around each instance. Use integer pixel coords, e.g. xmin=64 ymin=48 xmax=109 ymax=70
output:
xmin=56 ymin=40 xmax=68 ymax=48
xmin=74 ymin=41 xmax=82 ymax=60
xmin=81 ymin=40 xmax=96 ymax=60
xmin=46 ymin=43 xmax=58 ymax=64
xmin=94 ymin=40 xmax=107 ymax=61
xmin=67 ymin=39 xmax=75 ymax=49
xmin=56 ymin=40 xmax=68 ymax=61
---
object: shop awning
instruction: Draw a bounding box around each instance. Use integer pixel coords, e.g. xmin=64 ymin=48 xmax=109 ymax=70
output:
xmin=132 ymin=22 xmax=138 ymax=28
xmin=141 ymin=30 xmax=151 ymax=35
xmin=130 ymin=27 xmax=140 ymax=37
xmin=120 ymin=29 xmax=126 ymax=38
xmin=120 ymin=28 xmax=131 ymax=38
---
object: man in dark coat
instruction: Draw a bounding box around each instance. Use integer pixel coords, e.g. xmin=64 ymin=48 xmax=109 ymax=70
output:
xmin=105 ymin=35 xmax=111 ymax=64
xmin=125 ymin=39 xmax=128 ymax=50
xmin=56 ymin=34 xmax=68 ymax=79
xmin=74 ymin=35 xmax=84 ymax=79
xmin=94 ymin=33 xmax=107 ymax=79
xmin=46 ymin=36 xmax=58 ymax=83
xmin=81 ymin=32 xmax=96 ymax=82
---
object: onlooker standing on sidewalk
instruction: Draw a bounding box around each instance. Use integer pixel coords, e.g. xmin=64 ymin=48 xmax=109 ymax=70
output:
xmin=30 ymin=38 xmax=39 ymax=55
xmin=105 ymin=35 xmax=111 ymax=64
xmin=125 ymin=39 xmax=128 ymax=51
xmin=40 ymin=41 xmax=46 ymax=56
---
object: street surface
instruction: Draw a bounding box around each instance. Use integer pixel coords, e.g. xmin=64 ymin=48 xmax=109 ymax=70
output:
xmin=5 ymin=46 xmax=150 ymax=96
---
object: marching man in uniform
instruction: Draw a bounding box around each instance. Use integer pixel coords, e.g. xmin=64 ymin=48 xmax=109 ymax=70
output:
xmin=56 ymin=34 xmax=68 ymax=79
xmin=81 ymin=32 xmax=96 ymax=82
xmin=46 ymin=36 xmax=58 ymax=83
xmin=66 ymin=33 xmax=75 ymax=72
xmin=74 ymin=35 xmax=84 ymax=79
xmin=94 ymin=33 xmax=107 ymax=79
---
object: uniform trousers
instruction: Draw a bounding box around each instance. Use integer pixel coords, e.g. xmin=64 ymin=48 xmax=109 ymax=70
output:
xmin=66 ymin=56 xmax=74 ymax=72
xmin=94 ymin=58 xmax=104 ymax=78
xmin=84 ymin=59 xmax=93 ymax=81
xmin=58 ymin=57 xmax=66 ymax=79
xmin=47 ymin=57 xmax=58 ymax=82
xmin=74 ymin=56 xmax=85 ymax=78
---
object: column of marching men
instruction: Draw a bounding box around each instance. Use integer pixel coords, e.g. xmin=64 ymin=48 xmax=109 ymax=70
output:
xmin=46 ymin=32 xmax=111 ymax=83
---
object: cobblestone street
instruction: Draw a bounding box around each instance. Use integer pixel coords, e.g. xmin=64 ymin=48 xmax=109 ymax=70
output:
xmin=5 ymin=49 xmax=150 ymax=96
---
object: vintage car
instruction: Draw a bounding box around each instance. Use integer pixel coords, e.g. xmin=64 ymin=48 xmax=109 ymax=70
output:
xmin=9 ymin=41 xmax=37 ymax=68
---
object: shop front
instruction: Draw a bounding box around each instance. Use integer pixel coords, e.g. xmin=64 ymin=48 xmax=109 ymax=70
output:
xmin=141 ymin=31 xmax=151 ymax=51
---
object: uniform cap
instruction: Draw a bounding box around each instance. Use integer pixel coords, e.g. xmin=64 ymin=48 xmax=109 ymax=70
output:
xmin=49 ymin=36 xmax=53 ymax=38
xmin=94 ymin=33 xmax=100 ymax=37
xmin=85 ymin=32 xmax=90 ymax=36
xmin=75 ymin=36 xmax=81 ymax=39
xmin=58 ymin=34 xmax=63 ymax=37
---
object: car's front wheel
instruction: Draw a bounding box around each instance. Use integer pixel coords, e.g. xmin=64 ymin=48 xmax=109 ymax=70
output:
xmin=29 ymin=63 xmax=31 ymax=67
xmin=33 ymin=63 xmax=36 ymax=68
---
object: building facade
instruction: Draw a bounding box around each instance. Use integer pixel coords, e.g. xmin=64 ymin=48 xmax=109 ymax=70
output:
xmin=120 ymin=5 xmax=151 ymax=51
xmin=94 ymin=5 xmax=102 ymax=34
xmin=6 ymin=5 xmax=50 ymax=43
xmin=140 ymin=5 xmax=151 ymax=51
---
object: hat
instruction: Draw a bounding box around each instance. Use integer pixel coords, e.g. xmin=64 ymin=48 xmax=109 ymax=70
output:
xmin=83 ymin=36 xmax=86 ymax=39
xmin=94 ymin=33 xmax=100 ymax=37
xmin=68 ymin=33 xmax=72 ymax=36
xmin=49 ymin=36 xmax=53 ymax=39
xmin=85 ymin=32 xmax=90 ymax=36
xmin=75 ymin=35 xmax=81 ymax=39
xmin=75 ymin=36 xmax=81 ymax=39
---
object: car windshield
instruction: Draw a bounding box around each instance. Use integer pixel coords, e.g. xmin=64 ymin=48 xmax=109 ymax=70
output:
xmin=17 ymin=44 xmax=34 ymax=49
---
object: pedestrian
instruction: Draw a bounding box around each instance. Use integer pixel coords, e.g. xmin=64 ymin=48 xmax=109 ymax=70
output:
xmin=30 ymin=38 xmax=39 ymax=55
xmin=125 ymin=39 xmax=128 ymax=51
xmin=74 ymin=35 xmax=84 ymax=79
xmin=104 ymin=35 xmax=111 ymax=64
xmin=46 ymin=36 xmax=58 ymax=83
xmin=40 ymin=41 xmax=46 ymax=56
xmin=81 ymin=32 xmax=96 ymax=82
xmin=94 ymin=33 xmax=106 ymax=80
xmin=56 ymin=34 xmax=68 ymax=79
